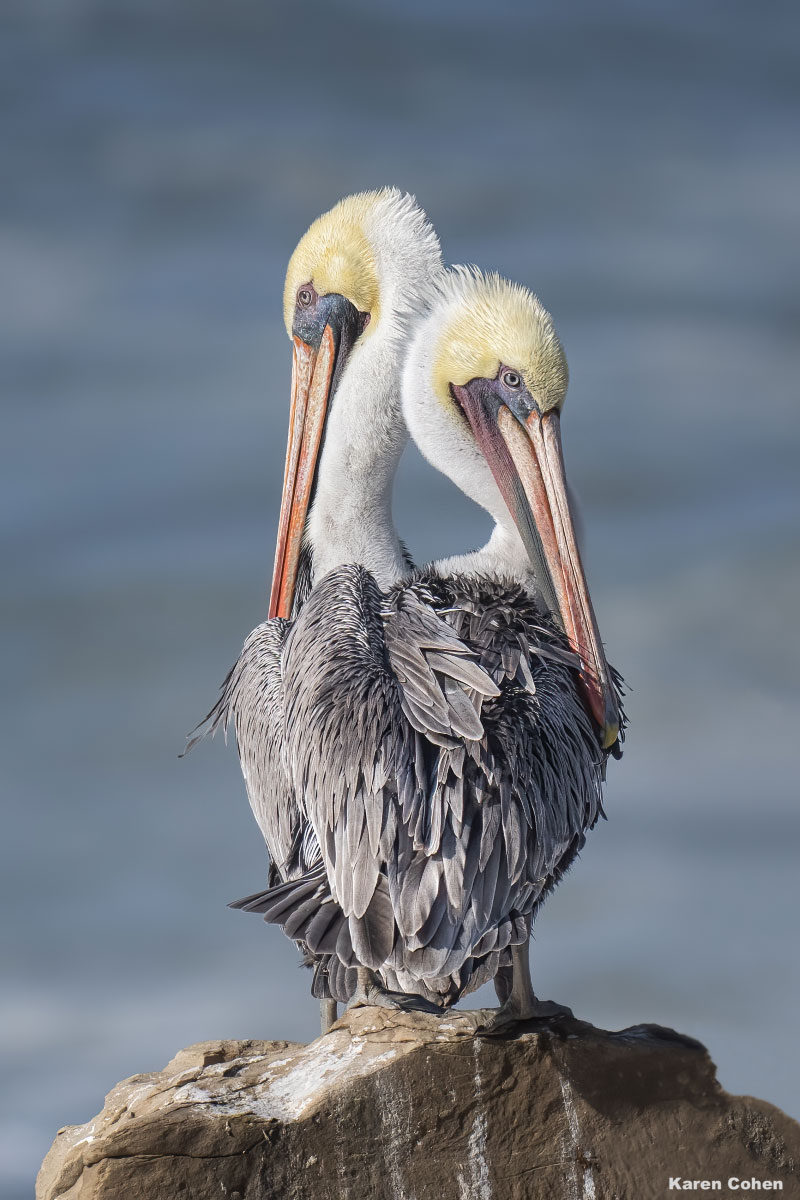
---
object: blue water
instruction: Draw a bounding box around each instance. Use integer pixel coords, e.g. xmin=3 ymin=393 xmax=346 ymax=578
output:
xmin=2 ymin=1 xmax=799 ymax=1193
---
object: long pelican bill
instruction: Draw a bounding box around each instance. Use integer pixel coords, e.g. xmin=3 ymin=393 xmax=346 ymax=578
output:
xmin=453 ymin=383 xmax=619 ymax=749
xmin=269 ymin=328 xmax=336 ymax=619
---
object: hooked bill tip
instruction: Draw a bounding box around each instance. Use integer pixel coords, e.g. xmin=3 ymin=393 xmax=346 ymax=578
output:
xmin=600 ymin=720 xmax=620 ymax=751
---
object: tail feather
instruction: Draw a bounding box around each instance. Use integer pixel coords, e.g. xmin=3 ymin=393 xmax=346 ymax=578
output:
xmin=230 ymin=863 xmax=525 ymax=1005
xmin=228 ymin=865 xmax=326 ymax=913
xmin=305 ymin=902 xmax=347 ymax=956
xmin=283 ymin=891 xmax=332 ymax=940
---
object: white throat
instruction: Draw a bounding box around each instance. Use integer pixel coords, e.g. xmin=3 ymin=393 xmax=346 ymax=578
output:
xmin=431 ymin=520 xmax=535 ymax=588
xmin=306 ymin=329 xmax=408 ymax=591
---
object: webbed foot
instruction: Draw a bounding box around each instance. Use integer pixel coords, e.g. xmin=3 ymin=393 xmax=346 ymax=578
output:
xmin=476 ymin=996 xmax=574 ymax=1035
xmin=347 ymin=968 xmax=443 ymax=1016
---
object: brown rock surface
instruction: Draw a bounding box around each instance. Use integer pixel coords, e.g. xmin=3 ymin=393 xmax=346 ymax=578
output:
xmin=37 ymin=1007 xmax=800 ymax=1200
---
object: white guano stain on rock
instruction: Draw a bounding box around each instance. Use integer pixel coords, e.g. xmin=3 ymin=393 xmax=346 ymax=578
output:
xmin=124 ymin=1082 xmax=160 ymax=1108
xmin=559 ymin=1076 xmax=596 ymax=1200
xmin=374 ymin=1071 xmax=415 ymax=1200
xmin=333 ymin=1092 xmax=353 ymax=1200
xmin=457 ymin=1040 xmax=491 ymax=1200
xmin=174 ymin=1037 xmax=400 ymax=1125
xmin=255 ymin=1038 xmax=370 ymax=1121
xmin=172 ymin=1083 xmax=217 ymax=1107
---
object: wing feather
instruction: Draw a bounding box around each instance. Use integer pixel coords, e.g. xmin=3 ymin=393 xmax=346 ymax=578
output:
xmin=189 ymin=619 xmax=308 ymax=877
xmin=274 ymin=563 xmax=619 ymax=1002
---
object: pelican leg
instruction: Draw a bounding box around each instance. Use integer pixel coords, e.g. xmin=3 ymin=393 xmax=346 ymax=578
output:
xmin=480 ymin=939 xmax=573 ymax=1033
xmin=320 ymin=997 xmax=338 ymax=1034
xmin=508 ymin=938 xmax=537 ymax=1013
xmin=493 ymin=955 xmax=513 ymax=1006
xmin=348 ymin=967 xmax=442 ymax=1015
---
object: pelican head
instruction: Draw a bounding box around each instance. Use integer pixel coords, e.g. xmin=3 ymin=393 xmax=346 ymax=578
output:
xmin=270 ymin=188 xmax=442 ymax=620
xmin=402 ymin=267 xmax=619 ymax=750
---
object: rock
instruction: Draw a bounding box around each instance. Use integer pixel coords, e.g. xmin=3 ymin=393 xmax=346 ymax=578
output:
xmin=37 ymin=1007 xmax=800 ymax=1200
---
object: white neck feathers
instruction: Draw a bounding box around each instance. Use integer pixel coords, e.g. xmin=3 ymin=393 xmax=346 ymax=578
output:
xmin=307 ymin=330 xmax=408 ymax=590
xmin=304 ymin=189 xmax=443 ymax=591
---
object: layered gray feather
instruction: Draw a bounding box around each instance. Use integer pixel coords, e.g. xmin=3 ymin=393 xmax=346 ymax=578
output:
xmin=269 ymin=562 xmax=623 ymax=1002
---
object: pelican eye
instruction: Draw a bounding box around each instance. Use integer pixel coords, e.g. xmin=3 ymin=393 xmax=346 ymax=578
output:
xmin=297 ymin=285 xmax=315 ymax=308
xmin=502 ymin=369 xmax=521 ymax=388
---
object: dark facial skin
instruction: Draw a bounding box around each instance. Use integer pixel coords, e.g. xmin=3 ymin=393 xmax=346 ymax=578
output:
xmin=450 ymin=367 xmax=561 ymax=619
xmin=292 ymin=282 xmax=369 ymax=398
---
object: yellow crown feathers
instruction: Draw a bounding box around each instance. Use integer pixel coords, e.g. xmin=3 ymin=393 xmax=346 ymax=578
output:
xmin=432 ymin=268 xmax=568 ymax=413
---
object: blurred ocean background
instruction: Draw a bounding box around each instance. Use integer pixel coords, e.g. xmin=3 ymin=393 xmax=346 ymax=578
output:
xmin=2 ymin=1 xmax=799 ymax=1193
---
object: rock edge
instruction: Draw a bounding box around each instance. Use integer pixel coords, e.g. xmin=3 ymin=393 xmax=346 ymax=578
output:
xmin=37 ymin=1007 xmax=800 ymax=1200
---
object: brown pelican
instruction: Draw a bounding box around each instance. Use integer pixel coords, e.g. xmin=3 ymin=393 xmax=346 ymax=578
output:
xmin=194 ymin=189 xmax=498 ymax=1026
xmin=247 ymin=266 xmax=623 ymax=1027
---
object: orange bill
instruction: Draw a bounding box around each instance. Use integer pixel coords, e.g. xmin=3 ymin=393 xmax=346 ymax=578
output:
xmin=497 ymin=407 xmax=619 ymax=748
xmin=269 ymin=326 xmax=336 ymax=619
